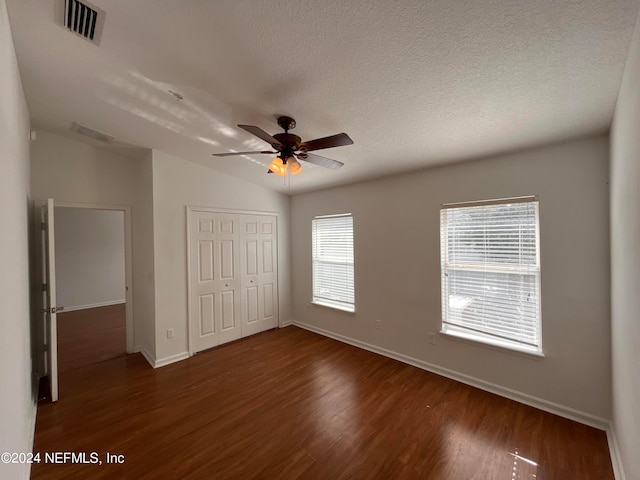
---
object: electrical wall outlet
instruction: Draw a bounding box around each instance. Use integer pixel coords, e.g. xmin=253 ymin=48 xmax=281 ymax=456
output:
xmin=428 ymin=332 xmax=436 ymax=345
xmin=375 ymin=319 xmax=382 ymax=330
xmin=167 ymin=328 xmax=174 ymax=339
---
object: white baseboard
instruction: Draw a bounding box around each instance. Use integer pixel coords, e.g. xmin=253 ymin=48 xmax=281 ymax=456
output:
xmin=154 ymin=351 xmax=190 ymax=368
xmin=292 ymin=320 xmax=609 ymax=430
xmin=60 ymin=300 xmax=125 ymax=313
xmin=134 ymin=344 xmax=190 ymax=369
xmin=279 ymin=319 xmax=294 ymax=327
xmin=606 ymin=425 xmax=627 ymax=480
xmin=134 ymin=345 xmax=155 ymax=368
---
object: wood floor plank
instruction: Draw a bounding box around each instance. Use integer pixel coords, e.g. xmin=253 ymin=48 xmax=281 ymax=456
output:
xmin=31 ymin=326 xmax=613 ymax=479
xmin=56 ymin=304 xmax=126 ymax=373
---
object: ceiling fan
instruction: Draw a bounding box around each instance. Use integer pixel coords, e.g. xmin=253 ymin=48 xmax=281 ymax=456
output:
xmin=212 ymin=116 xmax=353 ymax=176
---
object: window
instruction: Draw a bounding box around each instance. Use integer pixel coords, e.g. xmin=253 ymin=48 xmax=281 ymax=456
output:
xmin=440 ymin=197 xmax=542 ymax=354
xmin=312 ymin=214 xmax=355 ymax=312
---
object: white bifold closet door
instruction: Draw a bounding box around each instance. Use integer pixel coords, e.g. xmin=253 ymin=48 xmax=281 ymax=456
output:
xmin=240 ymin=215 xmax=278 ymax=337
xmin=189 ymin=210 xmax=278 ymax=354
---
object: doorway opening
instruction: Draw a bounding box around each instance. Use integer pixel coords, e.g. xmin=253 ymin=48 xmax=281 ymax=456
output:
xmin=37 ymin=200 xmax=134 ymax=401
xmin=54 ymin=206 xmax=128 ymax=372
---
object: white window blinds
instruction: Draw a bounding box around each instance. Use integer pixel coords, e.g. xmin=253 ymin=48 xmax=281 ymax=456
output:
xmin=312 ymin=214 xmax=355 ymax=312
xmin=440 ymin=197 xmax=541 ymax=352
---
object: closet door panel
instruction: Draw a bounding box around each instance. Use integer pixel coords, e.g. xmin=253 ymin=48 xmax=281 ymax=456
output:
xmin=241 ymin=215 xmax=278 ymax=337
xmin=189 ymin=212 xmax=241 ymax=353
xmin=190 ymin=210 xmax=279 ymax=352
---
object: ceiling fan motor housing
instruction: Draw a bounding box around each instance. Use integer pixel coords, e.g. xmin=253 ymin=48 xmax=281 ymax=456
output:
xmin=272 ymin=132 xmax=301 ymax=162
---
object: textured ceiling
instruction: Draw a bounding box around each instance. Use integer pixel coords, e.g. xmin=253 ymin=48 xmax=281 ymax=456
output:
xmin=6 ymin=0 xmax=639 ymax=194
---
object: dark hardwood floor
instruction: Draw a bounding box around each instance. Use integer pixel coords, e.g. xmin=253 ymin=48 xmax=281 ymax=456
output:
xmin=56 ymin=304 xmax=126 ymax=373
xmin=32 ymin=326 xmax=613 ymax=479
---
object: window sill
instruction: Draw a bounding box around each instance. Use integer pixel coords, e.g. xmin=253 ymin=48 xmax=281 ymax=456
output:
xmin=439 ymin=329 xmax=545 ymax=359
xmin=310 ymin=301 xmax=355 ymax=315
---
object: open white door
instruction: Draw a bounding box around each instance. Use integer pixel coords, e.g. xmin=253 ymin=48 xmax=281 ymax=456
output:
xmin=42 ymin=198 xmax=58 ymax=402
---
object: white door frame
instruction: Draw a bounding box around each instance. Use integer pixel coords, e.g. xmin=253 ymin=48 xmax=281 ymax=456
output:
xmin=186 ymin=206 xmax=281 ymax=356
xmin=54 ymin=201 xmax=135 ymax=353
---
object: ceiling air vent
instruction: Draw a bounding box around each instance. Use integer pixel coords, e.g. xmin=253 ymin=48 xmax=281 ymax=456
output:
xmin=59 ymin=0 xmax=106 ymax=45
xmin=70 ymin=122 xmax=114 ymax=143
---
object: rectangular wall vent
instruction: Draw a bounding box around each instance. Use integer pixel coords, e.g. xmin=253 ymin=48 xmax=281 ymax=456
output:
xmin=70 ymin=122 xmax=115 ymax=143
xmin=61 ymin=0 xmax=105 ymax=45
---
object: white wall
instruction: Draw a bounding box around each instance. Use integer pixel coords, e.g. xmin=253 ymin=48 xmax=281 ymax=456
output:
xmin=133 ymin=152 xmax=156 ymax=360
xmin=610 ymin=7 xmax=640 ymax=479
xmin=29 ymin=132 xmax=295 ymax=366
xmin=150 ymin=151 xmax=292 ymax=362
xmin=30 ymin=131 xmax=155 ymax=358
xmin=54 ymin=207 xmax=125 ymax=310
xmin=31 ymin=131 xmax=140 ymax=206
xmin=291 ymin=136 xmax=611 ymax=421
xmin=0 ymin=0 xmax=34 ymax=478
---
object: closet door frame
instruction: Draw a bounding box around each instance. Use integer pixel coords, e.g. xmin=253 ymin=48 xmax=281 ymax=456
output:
xmin=186 ymin=206 xmax=281 ymax=356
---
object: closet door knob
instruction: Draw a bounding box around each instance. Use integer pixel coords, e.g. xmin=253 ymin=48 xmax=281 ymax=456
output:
xmin=225 ymin=283 xmax=229 ymax=287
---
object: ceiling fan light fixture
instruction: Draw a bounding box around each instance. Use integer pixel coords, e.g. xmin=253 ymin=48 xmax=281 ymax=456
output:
xmin=268 ymin=157 xmax=287 ymax=176
xmin=288 ymin=158 xmax=303 ymax=175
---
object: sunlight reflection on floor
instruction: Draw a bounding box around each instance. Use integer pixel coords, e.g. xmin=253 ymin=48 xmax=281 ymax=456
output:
xmin=510 ymin=448 xmax=538 ymax=479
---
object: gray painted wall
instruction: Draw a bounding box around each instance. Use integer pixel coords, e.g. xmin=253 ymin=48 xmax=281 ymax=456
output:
xmin=291 ymin=136 xmax=611 ymax=420
xmin=54 ymin=207 xmax=125 ymax=310
xmin=611 ymin=7 xmax=640 ymax=479
xmin=0 ymin=1 xmax=34 ymax=478
xmin=150 ymin=150 xmax=292 ymax=362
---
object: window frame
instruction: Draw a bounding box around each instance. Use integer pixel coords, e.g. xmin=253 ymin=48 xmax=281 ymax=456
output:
xmin=311 ymin=213 xmax=355 ymax=313
xmin=439 ymin=196 xmax=543 ymax=356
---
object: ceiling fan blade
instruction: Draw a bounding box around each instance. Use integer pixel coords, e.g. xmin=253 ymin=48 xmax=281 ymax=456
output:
xmin=298 ymin=152 xmax=344 ymax=170
xmin=212 ymin=150 xmax=275 ymax=157
xmin=238 ymin=125 xmax=283 ymax=149
xmin=299 ymin=133 xmax=353 ymax=152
